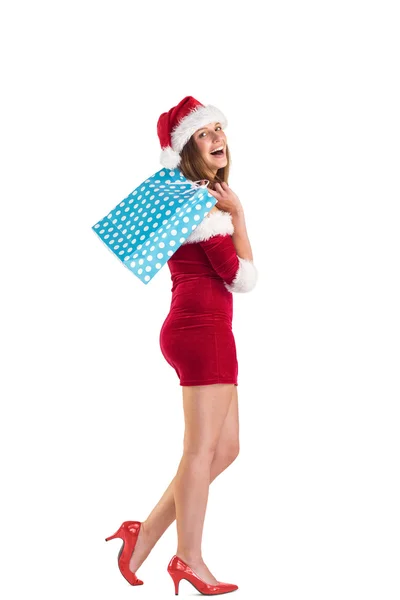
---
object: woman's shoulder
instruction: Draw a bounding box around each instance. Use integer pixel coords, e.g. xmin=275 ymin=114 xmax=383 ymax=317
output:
xmin=183 ymin=209 xmax=234 ymax=244
xmin=207 ymin=206 xmax=220 ymax=216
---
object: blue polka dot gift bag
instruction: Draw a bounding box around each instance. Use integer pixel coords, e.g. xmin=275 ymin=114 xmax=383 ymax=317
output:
xmin=92 ymin=169 xmax=217 ymax=284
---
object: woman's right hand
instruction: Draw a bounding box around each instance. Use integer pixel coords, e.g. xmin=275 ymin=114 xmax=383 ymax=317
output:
xmin=205 ymin=182 xmax=243 ymax=215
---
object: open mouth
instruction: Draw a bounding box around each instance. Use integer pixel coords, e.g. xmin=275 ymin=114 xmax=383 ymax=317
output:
xmin=210 ymin=146 xmax=225 ymax=157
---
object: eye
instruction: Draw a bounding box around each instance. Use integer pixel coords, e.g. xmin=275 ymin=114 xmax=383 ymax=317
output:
xmin=199 ymin=125 xmax=222 ymax=138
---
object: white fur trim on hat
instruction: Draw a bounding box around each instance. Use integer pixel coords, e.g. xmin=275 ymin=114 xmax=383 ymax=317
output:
xmin=224 ymin=257 xmax=258 ymax=293
xmin=160 ymin=146 xmax=181 ymax=169
xmin=182 ymin=210 xmax=234 ymax=244
xmin=171 ymin=105 xmax=228 ymax=154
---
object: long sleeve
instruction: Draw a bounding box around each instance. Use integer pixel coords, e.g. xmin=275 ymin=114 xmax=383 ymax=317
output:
xmin=182 ymin=209 xmax=258 ymax=293
xmin=199 ymin=234 xmax=258 ymax=293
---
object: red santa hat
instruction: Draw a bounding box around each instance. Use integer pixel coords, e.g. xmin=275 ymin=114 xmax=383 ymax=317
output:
xmin=157 ymin=96 xmax=228 ymax=169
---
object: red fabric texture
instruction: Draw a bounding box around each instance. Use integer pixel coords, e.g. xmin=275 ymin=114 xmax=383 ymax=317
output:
xmin=157 ymin=96 xmax=203 ymax=149
xmin=159 ymin=233 xmax=240 ymax=386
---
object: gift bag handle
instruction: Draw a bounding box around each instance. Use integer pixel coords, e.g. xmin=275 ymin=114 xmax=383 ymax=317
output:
xmin=166 ymin=179 xmax=210 ymax=195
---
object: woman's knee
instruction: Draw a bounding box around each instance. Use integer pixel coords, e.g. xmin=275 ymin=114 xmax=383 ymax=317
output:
xmin=181 ymin=445 xmax=216 ymax=469
xmin=183 ymin=438 xmax=219 ymax=459
xmin=214 ymin=440 xmax=240 ymax=469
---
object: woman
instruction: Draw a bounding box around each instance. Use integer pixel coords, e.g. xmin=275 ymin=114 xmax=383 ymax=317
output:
xmin=105 ymin=96 xmax=258 ymax=595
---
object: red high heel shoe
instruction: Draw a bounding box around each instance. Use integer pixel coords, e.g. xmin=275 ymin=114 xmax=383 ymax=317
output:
xmin=167 ymin=555 xmax=238 ymax=595
xmin=105 ymin=520 xmax=144 ymax=585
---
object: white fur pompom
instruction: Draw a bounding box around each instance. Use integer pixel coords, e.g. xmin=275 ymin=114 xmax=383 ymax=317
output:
xmin=160 ymin=146 xmax=181 ymax=169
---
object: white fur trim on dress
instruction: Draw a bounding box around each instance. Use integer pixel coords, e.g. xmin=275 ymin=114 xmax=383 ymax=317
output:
xmin=224 ymin=257 xmax=258 ymax=293
xmin=171 ymin=105 xmax=228 ymax=153
xmin=160 ymin=146 xmax=181 ymax=169
xmin=182 ymin=210 xmax=234 ymax=244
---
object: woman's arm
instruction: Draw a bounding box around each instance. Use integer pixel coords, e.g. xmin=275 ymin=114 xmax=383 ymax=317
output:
xmin=230 ymin=204 xmax=253 ymax=261
xmin=198 ymin=232 xmax=258 ymax=293
xmin=206 ymin=182 xmax=254 ymax=261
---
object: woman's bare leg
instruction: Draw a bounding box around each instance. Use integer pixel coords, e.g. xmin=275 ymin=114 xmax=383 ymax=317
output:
xmin=174 ymin=383 xmax=233 ymax=583
xmin=129 ymin=384 xmax=239 ymax=577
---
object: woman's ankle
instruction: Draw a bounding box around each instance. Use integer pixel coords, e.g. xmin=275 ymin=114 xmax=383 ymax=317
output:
xmin=176 ymin=551 xmax=203 ymax=566
xmin=142 ymin=517 xmax=175 ymax=548
xmin=139 ymin=520 xmax=153 ymax=547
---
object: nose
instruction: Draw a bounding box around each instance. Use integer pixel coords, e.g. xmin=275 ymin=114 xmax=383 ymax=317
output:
xmin=212 ymin=131 xmax=223 ymax=144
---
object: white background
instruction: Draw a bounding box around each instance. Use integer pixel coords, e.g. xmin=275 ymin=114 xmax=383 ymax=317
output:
xmin=1 ymin=1 xmax=399 ymax=599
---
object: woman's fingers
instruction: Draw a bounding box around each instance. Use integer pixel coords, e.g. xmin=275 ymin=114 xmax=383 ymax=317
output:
xmin=207 ymin=182 xmax=231 ymax=201
xmin=208 ymin=191 xmax=222 ymax=205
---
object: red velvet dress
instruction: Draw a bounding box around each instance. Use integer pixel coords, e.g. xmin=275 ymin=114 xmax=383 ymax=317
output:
xmin=159 ymin=210 xmax=258 ymax=387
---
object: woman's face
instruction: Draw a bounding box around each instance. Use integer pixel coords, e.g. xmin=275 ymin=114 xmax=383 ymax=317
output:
xmin=192 ymin=121 xmax=228 ymax=174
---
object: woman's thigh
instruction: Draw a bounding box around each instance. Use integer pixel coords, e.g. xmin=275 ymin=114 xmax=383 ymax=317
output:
xmin=214 ymin=384 xmax=239 ymax=459
xmin=181 ymin=384 xmax=235 ymax=454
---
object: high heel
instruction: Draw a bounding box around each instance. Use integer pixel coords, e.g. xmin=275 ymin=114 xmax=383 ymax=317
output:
xmin=105 ymin=521 xmax=144 ymax=585
xmin=167 ymin=555 xmax=238 ymax=595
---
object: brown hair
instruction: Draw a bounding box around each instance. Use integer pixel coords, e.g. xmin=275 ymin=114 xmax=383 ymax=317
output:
xmin=177 ymin=135 xmax=231 ymax=191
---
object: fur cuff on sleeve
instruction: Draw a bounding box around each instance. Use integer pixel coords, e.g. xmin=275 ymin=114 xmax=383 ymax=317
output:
xmin=224 ymin=257 xmax=258 ymax=293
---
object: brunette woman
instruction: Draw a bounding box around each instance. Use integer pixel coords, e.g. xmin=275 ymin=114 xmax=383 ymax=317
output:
xmin=105 ymin=96 xmax=258 ymax=596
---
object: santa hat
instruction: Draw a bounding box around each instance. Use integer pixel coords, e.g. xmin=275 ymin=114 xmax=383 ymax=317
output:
xmin=157 ymin=96 xmax=228 ymax=169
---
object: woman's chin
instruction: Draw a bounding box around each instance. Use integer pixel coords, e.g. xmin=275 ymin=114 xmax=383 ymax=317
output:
xmin=206 ymin=157 xmax=228 ymax=170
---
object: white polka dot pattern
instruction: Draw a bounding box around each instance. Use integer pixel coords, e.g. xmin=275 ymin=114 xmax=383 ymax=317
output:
xmin=92 ymin=169 xmax=217 ymax=285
